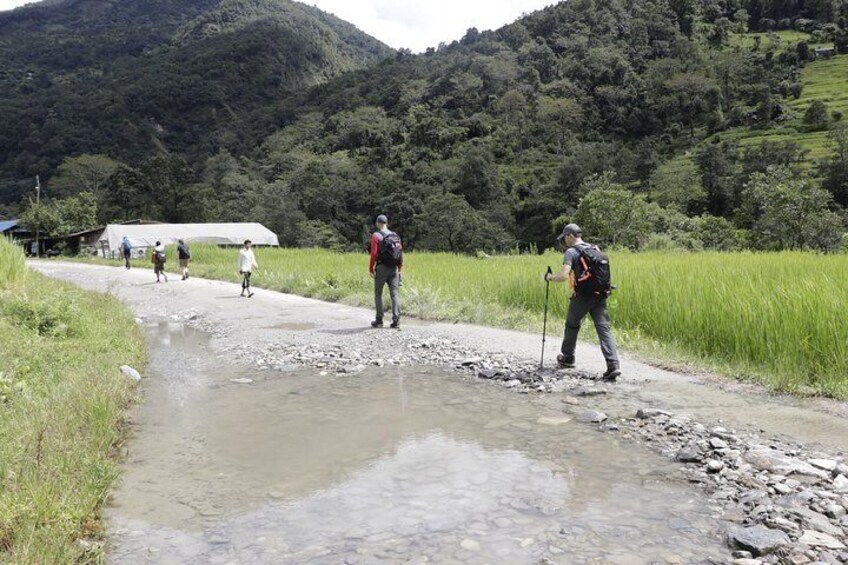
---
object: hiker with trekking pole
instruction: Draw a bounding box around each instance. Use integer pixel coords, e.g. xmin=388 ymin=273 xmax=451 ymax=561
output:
xmin=544 ymin=223 xmax=621 ymax=381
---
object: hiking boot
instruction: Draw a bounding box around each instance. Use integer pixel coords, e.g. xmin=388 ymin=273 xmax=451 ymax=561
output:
xmin=557 ymin=354 xmax=575 ymax=368
xmin=370 ymin=319 xmax=384 ymax=328
xmin=390 ymin=320 xmax=400 ymax=329
xmin=602 ymin=366 xmax=622 ymax=381
xmin=248 ymin=292 xmax=254 ymax=298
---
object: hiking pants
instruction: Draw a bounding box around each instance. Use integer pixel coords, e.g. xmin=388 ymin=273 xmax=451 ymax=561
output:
xmin=124 ymin=251 xmax=131 ymax=269
xmin=374 ymin=264 xmax=400 ymax=322
xmin=242 ymin=271 xmax=252 ymax=292
xmin=560 ymin=293 xmax=619 ymax=368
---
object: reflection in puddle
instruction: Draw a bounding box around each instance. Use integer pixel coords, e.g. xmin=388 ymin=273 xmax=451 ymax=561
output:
xmin=107 ymin=324 xmax=726 ymax=563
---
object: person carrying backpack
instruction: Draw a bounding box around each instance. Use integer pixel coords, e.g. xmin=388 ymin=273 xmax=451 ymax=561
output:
xmin=369 ymin=214 xmax=402 ymax=328
xmin=177 ymin=239 xmax=192 ymax=280
xmin=121 ymin=236 xmax=132 ymax=269
xmin=545 ymin=223 xmax=621 ymax=381
xmin=152 ymin=241 xmax=168 ymax=283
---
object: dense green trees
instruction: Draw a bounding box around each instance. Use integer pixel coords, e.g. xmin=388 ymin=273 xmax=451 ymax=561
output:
xmin=0 ymin=0 xmax=392 ymax=192
xmin=3 ymin=0 xmax=847 ymax=255
xmin=20 ymin=192 xmax=98 ymax=239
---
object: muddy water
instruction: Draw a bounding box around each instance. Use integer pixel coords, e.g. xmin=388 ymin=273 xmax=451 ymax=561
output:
xmin=107 ymin=323 xmax=727 ymax=564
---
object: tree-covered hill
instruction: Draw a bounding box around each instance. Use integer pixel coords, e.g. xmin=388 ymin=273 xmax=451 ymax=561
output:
xmin=197 ymin=0 xmax=848 ymax=252
xmin=6 ymin=0 xmax=848 ymax=254
xmin=0 ymin=0 xmax=393 ymax=202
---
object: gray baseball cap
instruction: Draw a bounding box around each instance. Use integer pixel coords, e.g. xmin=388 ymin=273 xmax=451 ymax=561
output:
xmin=376 ymin=214 xmax=388 ymax=224
xmin=556 ymin=223 xmax=582 ymax=241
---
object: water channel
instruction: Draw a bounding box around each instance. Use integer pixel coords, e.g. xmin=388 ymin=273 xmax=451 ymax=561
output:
xmin=106 ymin=322 xmax=727 ymax=564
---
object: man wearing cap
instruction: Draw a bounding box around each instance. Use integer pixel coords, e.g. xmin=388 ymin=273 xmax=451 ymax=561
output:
xmin=369 ymin=214 xmax=402 ymax=328
xmin=545 ymin=223 xmax=621 ymax=381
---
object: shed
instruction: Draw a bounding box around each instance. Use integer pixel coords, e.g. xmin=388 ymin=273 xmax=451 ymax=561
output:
xmin=99 ymin=223 xmax=279 ymax=256
xmin=0 ymin=219 xmax=18 ymax=235
xmin=66 ymin=219 xmax=161 ymax=256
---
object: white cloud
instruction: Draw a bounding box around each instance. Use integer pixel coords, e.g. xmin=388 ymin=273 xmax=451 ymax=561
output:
xmin=0 ymin=0 xmax=32 ymax=11
xmin=0 ymin=0 xmax=556 ymax=52
xmin=309 ymin=0 xmax=555 ymax=52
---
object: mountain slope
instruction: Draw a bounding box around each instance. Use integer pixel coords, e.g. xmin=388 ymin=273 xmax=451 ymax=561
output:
xmin=0 ymin=0 xmax=392 ymax=202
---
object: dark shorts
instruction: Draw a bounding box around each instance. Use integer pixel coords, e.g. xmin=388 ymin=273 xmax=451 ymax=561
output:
xmin=179 ymin=259 xmax=189 ymax=268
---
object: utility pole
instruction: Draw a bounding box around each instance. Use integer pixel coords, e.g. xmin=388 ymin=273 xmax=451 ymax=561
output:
xmin=35 ymin=175 xmax=41 ymax=258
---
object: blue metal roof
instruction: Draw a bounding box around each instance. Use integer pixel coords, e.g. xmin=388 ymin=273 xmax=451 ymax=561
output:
xmin=0 ymin=219 xmax=19 ymax=233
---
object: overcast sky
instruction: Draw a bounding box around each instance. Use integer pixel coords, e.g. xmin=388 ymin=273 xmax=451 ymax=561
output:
xmin=0 ymin=0 xmax=555 ymax=52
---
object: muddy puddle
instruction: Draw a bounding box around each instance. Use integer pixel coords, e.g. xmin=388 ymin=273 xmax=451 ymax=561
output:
xmin=107 ymin=323 xmax=727 ymax=564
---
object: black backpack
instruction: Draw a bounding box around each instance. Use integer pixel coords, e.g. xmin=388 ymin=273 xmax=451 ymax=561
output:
xmin=378 ymin=231 xmax=403 ymax=267
xmin=573 ymin=244 xmax=612 ymax=298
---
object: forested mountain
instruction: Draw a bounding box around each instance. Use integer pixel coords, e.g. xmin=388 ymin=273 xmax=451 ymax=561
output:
xmin=6 ymin=0 xmax=848 ymax=253
xmin=0 ymin=0 xmax=392 ymax=202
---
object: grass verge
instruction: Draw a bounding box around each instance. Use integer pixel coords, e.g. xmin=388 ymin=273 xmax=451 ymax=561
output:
xmin=0 ymin=239 xmax=146 ymax=563
xmin=81 ymin=245 xmax=848 ymax=398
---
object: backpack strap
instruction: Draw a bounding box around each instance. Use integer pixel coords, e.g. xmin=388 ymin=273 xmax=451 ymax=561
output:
xmin=573 ymin=243 xmax=593 ymax=283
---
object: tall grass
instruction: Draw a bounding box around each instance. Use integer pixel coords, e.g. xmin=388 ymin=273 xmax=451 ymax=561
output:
xmin=0 ymin=239 xmax=145 ymax=562
xmin=0 ymin=237 xmax=26 ymax=288
xmin=125 ymin=244 xmax=848 ymax=397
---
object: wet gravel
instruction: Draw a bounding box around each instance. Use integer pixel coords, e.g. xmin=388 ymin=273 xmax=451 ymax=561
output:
xmin=191 ymin=318 xmax=848 ymax=564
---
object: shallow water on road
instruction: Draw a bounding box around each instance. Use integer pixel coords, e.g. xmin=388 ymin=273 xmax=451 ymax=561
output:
xmin=107 ymin=323 xmax=726 ymax=564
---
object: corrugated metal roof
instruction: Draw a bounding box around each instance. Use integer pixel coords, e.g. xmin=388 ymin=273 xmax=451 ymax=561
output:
xmin=0 ymin=219 xmax=19 ymax=232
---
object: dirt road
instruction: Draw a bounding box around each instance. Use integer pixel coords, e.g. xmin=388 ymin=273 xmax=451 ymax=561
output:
xmin=33 ymin=261 xmax=848 ymax=564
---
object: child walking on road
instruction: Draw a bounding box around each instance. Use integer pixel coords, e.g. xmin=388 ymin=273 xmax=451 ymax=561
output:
xmin=238 ymin=240 xmax=258 ymax=298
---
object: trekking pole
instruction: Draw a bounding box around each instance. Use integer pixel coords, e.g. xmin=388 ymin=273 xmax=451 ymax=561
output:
xmin=540 ymin=266 xmax=552 ymax=369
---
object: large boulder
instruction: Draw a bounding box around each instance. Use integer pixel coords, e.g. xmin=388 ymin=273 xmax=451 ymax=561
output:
xmin=726 ymin=525 xmax=790 ymax=556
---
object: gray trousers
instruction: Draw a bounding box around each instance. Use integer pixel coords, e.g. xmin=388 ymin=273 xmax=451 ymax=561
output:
xmin=561 ymin=293 xmax=619 ymax=368
xmin=374 ymin=264 xmax=400 ymax=322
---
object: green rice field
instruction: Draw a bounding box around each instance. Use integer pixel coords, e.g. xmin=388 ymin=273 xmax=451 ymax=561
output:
xmin=108 ymin=245 xmax=848 ymax=398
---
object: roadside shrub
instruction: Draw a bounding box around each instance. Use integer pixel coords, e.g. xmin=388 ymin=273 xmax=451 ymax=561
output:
xmin=1 ymin=298 xmax=78 ymax=338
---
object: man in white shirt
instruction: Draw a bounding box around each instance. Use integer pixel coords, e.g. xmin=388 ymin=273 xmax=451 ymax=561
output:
xmin=238 ymin=240 xmax=258 ymax=298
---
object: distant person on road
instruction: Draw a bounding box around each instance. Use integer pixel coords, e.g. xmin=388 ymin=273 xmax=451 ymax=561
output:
xmin=152 ymin=241 xmax=168 ymax=283
xmin=177 ymin=239 xmax=192 ymax=280
xmin=369 ymin=214 xmax=403 ymax=328
xmin=545 ymin=223 xmax=621 ymax=381
xmin=238 ymin=240 xmax=258 ymax=298
xmin=121 ymin=236 xmax=132 ymax=269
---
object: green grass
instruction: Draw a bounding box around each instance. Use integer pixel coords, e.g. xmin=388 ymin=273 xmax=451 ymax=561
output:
xmin=94 ymin=245 xmax=848 ymax=398
xmin=0 ymin=239 xmax=146 ymax=563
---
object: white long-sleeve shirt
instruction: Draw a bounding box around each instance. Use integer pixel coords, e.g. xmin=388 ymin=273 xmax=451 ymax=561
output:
xmin=238 ymin=248 xmax=258 ymax=273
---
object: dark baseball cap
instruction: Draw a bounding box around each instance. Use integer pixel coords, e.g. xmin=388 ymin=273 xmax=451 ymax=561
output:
xmin=376 ymin=214 xmax=388 ymax=224
xmin=556 ymin=223 xmax=582 ymax=241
